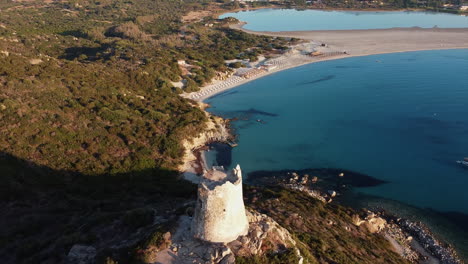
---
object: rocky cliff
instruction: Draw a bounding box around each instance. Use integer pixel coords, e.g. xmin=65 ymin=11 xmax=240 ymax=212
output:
xmin=179 ymin=105 xmax=230 ymax=182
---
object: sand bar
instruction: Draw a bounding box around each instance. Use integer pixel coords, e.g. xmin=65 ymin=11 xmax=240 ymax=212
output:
xmin=183 ymin=25 xmax=468 ymax=102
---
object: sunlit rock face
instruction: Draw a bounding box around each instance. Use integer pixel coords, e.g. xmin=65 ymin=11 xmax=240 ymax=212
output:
xmin=191 ymin=165 xmax=249 ymax=243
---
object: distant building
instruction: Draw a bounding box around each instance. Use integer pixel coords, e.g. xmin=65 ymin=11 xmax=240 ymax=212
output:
xmin=460 ymin=5 xmax=468 ymax=11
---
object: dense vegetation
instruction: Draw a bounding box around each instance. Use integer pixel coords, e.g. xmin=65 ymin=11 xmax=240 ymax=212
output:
xmin=0 ymin=153 xmax=196 ymax=264
xmin=0 ymin=0 xmax=289 ymax=175
xmin=0 ymin=1 xmax=290 ymax=262
xmin=243 ymin=186 xmax=409 ymax=264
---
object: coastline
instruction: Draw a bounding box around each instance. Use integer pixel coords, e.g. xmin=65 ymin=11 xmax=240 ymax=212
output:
xmin=178 ymin=16 xmax=468 ymax=262
xmin=178 ymin=107 xmax=233 ymax=183
xmin=182 ymin=25 xmax=468 ymax=102
xmin=177 ymin=10 xmax=468 ymax=263
xmin=248 ymin=167 xmax=465 ymax=263
xmin=218 ymin=5 xmax=462 ymax=16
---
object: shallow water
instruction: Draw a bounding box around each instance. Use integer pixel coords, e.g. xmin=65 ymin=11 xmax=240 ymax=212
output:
xmin=220 ymin=9 xmax=468 ymax=31
xmin=206 ymin=49 xmax=468 ymax=214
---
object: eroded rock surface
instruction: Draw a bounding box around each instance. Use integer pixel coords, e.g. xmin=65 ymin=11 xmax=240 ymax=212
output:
xmin=152 ymin=209 xmax=303 ymax=264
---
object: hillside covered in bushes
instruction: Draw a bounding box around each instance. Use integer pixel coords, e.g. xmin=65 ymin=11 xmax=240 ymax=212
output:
xmin=0 ymin=0 xmax=289 ymax=176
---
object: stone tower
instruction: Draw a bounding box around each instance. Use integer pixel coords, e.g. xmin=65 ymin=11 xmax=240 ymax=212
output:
xmin=191 ymin=165 xmax=249 ymax=243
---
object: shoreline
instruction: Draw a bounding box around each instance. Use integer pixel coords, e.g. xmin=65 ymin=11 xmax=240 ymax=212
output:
xmin=248 ymin=167 xmax=465 ymax=263
xmin=178 ymin=12 xmax=468 ymax=263
xmin=218 ymin=5 xmax=466 ymax=17
xmin=182 ymin=25 xmax=468 ymax=102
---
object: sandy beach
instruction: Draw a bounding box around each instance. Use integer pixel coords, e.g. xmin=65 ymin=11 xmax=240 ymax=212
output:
xmin=238 ymin=26 xmax=468 ymax=57
xmin=183 ymin=25 xmax=468 ymax=102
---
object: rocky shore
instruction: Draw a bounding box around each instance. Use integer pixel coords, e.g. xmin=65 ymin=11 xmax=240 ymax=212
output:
xmin=179 ymin=113 xmax=465 ymax=264
xmin=249 ymin=168 xmax=463 ymax=264
xmin=175 ymin=11 xmax=468 ymax=263
xmin=398 ymin=218 xmax=462 ymax=264
xmin=151 ymin=210 xmax=303 ymax=264
xmin=179 ymin=104 xmax=233 ymax=183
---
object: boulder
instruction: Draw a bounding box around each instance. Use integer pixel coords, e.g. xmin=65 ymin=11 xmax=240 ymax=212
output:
xmin=300 ymin=174 xmax=309 ymax=184
xmin=292 ymin=172 xmax=299 ymax=181
xmin=352 ymin=211 xmax=387 ymax=233
xmin=29 ymin=58 xmax=43 ymax=65
xmin=364 ymin=216 xmax=387 ymax=233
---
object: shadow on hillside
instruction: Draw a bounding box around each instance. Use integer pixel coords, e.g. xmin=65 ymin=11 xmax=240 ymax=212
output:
xmin=59 ymin=30 xmax=88 ymax=38
xmin=0 ymin=152 xmax=196 ymax=264
xmin=61 ymin=44 xmax=112 ymax=61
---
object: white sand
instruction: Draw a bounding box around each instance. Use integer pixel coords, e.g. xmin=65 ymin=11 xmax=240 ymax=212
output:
xmin=182 ymin=25 xmax=468 ymax=102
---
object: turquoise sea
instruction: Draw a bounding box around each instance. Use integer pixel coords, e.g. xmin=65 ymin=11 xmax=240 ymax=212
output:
xmin=220 ymin=9 xmax=468 ymax=31
xmin=213 ymin=8 xmax=468 ymax=257
xmin=206 ymin=49 xmax=468 ymax=214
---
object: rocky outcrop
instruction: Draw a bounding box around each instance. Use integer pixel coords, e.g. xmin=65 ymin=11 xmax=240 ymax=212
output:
xmin=229 ymin=210 xmax=303 ymax=262
xmin=191 ymin=165 xmax=249 ymax=243
xmin=180 ymin=111 xmax=230 ymax=182
xmin=153 ymin=164 xmax=303 ymax=264
xmin=352 ymin=211 xmax=387 ymax=234
xmin=282 ymin=172 xmax=327 ymax=203
xmin=155 ymin=215 xmax=237 ymax=264
xmin=153 ymin=210 xmax=303 ymax=264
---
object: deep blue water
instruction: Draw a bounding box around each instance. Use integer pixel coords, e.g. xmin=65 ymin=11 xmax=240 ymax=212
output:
xmin=220 ymin=9 xmax=468 ymax=31
xmin=206 ymin=49 xmax=468 ymax=214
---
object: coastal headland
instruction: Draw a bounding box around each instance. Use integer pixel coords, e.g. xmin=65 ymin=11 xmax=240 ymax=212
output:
xmin=183 ymin=24 xmax=468 ymax=101
xmin=178 ymin=16 xmax=468 ymax=263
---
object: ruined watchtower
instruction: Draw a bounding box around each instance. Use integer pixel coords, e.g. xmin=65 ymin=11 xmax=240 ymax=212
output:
xmin=191 ymin=165 xmax=249 ymax=243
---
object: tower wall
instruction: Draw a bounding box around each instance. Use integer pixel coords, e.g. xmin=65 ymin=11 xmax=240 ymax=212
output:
xmin=191 ymin=165 xmax=249 ymax=243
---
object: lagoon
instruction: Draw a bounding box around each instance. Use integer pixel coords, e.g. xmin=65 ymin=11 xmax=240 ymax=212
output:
xmin=206 ymin=49 xmax=468 ymax=214
xmin=220 ymin=9 xmax=468 ymax=31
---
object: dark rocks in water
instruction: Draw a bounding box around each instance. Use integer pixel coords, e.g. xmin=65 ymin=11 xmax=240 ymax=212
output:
xmin=296 ymin=75 xmax=335 ymax=86
xmin=247 ymin=168 xmax=387 ymax=188
xmin=210 ymin=108 xmax=278 ymax=126
xmin=240 ymin=108 xmax=278 ymax=117
xmin=436 ymin=211 xmax=468 ymax=233
xmin=207 ymin=142 xmax=232 ymax=168
xmin=326 ymin=168 xmax=388 ymax=187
